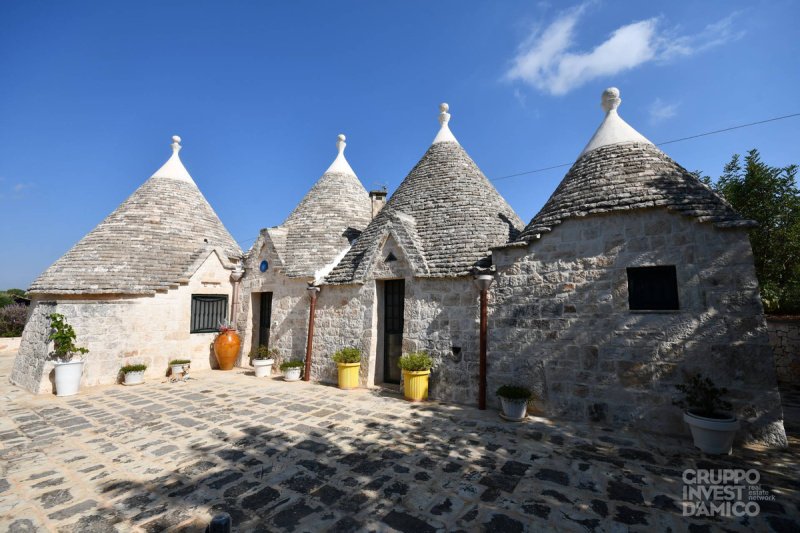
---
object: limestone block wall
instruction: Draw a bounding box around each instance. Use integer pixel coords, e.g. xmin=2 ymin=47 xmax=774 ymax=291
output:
xmin=236 ymin=242 xmax=312 ymax=370
xmin=10 ymin=253 xmax=234 ymax=393
xmin=491 ymin=210 xmax=786 ymax=447
xmin=766 ymin=317 xmax=800 ymax=384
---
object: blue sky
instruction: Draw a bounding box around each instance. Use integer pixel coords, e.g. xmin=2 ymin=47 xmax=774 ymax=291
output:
xmin=1 ymin=0 xmax=798 ymax=289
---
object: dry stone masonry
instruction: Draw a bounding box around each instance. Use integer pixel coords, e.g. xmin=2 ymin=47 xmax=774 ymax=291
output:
xmin=11 ymin=90 xmax=789 ymax=449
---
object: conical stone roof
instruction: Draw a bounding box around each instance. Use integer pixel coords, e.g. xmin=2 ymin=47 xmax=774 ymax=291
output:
xmin=29 ymin=136 xmax=241 ymax=295
xmin=516 ymin=88 xmax=754 ymax=242
xmin=276 ymin=134 xmax=373 ymax=279
xmin=326 ymin=104 xmax=523 ymax=283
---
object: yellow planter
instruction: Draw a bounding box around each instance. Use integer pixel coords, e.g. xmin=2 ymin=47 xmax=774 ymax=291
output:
xmin=403 ymin=370 xmax=430 ymax=401
xmin=337 ymin=362 xmax=361 ymax=390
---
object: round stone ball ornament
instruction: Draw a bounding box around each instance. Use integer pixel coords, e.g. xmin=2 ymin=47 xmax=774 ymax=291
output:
xmin=260 ymin=260 xmax=269 ymax=272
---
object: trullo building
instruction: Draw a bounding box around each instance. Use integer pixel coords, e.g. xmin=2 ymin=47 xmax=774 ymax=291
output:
xmin=11 ymin=136 xmax=242 ymax=392
xmin=488 ymin=88 xmax=786 ymax=446
xmin=323 ymin=104 xmax=524 ymax=402
xmin=234 ymin=134 xmax=376 ymax=369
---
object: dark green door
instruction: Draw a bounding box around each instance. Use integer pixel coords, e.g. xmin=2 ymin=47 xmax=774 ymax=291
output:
xmin=383 ymin=280 xmax=404 ymax=384
xmin=259 ymin=292 xmax=273 ymax=348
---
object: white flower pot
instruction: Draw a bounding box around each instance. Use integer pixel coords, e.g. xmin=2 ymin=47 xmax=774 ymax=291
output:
xmin=253 ymin=358 xmax=274 ymax=378
xmin=171 ymin=364 xmax=188 ymax=376
xmin=283 ymin=367 xmax=302 ymax=381
xmin=123 ymin=370 xmax=145 ymax=385
xmin=684 ymin=411 xmax=740 ymax=455
xmin=499 ymin=396 xmax=528 ymax=420
xmin=54 ymin=361 xmax=84 ymax=397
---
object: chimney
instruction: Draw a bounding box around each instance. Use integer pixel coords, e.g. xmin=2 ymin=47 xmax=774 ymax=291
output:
xmin=369 ymin=189 xmax=387 ymax=219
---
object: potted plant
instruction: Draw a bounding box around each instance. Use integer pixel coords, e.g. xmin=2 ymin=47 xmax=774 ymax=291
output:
xmin=251 ymin=345 xmax=277 ymax=378
xmin=398 ymin=351 xmax=433 ymax=402
xmin=279 ymin=360 xmax=304 ymax=381
xmin=48 ymin=313 xmax=89 ymax=397
xmin=674 ymin=373 xmax=739 ymax=455
xmin=213 ymin=322 xmax=241 ymax=371
xmin=170 ymin=359 xmax=191 ymax=378
xmin=332 ymin=347 xmax=361 ymax=390
xmin=120 ymin=363 xmax=147 ymax=386
xmin=496 ymin=385 xmax=532 ymax=421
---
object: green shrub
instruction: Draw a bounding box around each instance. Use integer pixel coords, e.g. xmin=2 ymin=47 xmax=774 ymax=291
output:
xmin=0 ymin=303 xmax=27 ymax=337
xmin=496 ymin=385 xmax=532 ymax=400
xmin=169 ymin=359 xmax=191 ymax=365
xmin=673 ymin=373 xmax=733 ymax=418
xmin=279 ymin=360 xmax=304 ymax=370
xmin=121 ymin=364 xmax=147 ymax=373
xmin=48 ymin=313 xmax=88 ymax=361
xmin=398 ymin=351 xmax=433 ymax=372
xmin=332 ymin=347 xmax=361 ymax=364
xmin=251 ymin=345 xmax=278 ymax=360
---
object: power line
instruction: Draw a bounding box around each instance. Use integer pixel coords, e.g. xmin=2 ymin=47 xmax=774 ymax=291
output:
xmin=490 ymin=112 xmax=800 ymax=182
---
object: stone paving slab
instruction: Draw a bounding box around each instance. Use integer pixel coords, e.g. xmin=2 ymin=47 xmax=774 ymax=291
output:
xmin=1 ymin=352 xmax=799 ymax=532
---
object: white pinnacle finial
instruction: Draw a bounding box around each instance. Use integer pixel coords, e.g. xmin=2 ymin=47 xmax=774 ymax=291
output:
xmin=601 ymin=87 xmax=621 ymax=113
xmin=580 ymin=87 xmax=652 ymax=156
xmin=433 ymin=102 xmax=458 ymax=144
xmin=439 ymin=103 xmax=450 ymax=125
xmin=325 ymin=132 xmax=356 ymax=175
xmin=151 ymin=134 xmax=194 ymax=182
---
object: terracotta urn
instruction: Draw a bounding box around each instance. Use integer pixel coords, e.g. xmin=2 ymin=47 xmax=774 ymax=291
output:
xmin=213 ymin=330 xmax=240 ymax=370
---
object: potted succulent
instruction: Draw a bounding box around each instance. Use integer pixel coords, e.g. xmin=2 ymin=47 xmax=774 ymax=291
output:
xmin=674 ymin=373 xmax=739 ymax=455
xmin=48 ymin=313 xmax=89 ymax=397
xmin=170 ymin=359 xmax=191 ymax=378
xmin=251 ymin=345 xmax=277 ymax=378
xmin=280 ymin=360 xmax=304 ymax=381
xmin=120 ymin=363 xmax=147 ymax=386
xmin=398 ymin=351 xmax=433 ymax=402
xmin=497 ymin=385 xmax=533 ymax=421
xmin=332 ymin=347 xmax=361 ymax=390
xmin=213 ymin=322 xmax=241 ymax=371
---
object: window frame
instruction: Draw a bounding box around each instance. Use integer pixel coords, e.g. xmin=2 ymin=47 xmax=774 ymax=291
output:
xmin=626 ymin=265 xmax=680 ymax=312
xmin=190 ymin=294 xmax=229 ymax=333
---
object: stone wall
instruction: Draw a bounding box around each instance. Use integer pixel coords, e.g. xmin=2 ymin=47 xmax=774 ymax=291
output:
xmin=767 ymin=317 xmax=800 ymax=384
xmin=10 ymin=252 xmax=235 ymax=393
xmin=236 ymin=236 xmax=313 ymax=371
xmin=491 ymin=210 xmax=786 ymax=447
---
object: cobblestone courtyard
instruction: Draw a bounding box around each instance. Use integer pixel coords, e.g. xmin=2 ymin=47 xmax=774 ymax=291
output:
xmin=1 ymin=351 xmax=798 ymax=533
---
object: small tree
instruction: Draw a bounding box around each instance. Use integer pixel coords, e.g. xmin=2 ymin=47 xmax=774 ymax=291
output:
xmin=706 ymin=150 xmax=800 ymax=314
xmin=48 ymin=313 xmax=89 ymax=362
xmin=673 ymin=373 xmax=732 ymax=418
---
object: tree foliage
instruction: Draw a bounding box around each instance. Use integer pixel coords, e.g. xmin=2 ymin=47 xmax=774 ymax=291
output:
xmin=707 ymin=149 xmax=800 ymax=314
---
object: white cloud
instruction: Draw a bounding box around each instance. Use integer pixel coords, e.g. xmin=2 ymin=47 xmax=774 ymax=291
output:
xmin=506 ymin=4 xmax=743 ymax=96
xmin=648 ymin=98 xmax=679 ymax=123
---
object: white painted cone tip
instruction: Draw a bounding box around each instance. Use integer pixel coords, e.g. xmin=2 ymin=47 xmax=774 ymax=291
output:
xmin=151 ymin=134 xmax=195 ymax=183
xmin=580 ymin=87 xmax=652 ymax=156
xmin=325 ymin=132 xmax=356 ymax=175
xmin=433 ymin=102 xmax=459 ymax=145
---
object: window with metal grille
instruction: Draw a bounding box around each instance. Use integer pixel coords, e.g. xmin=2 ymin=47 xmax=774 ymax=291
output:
xmin=190 ymin=295 xmax=228 ymax=333
xmin=626 ymin=266 xmax=679 ymax=311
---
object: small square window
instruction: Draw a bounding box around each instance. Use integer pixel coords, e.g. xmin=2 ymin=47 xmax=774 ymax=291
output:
xmin=191 ymin=294 xmax=228 ymax=333
xmin=626 ymin=266 xmax=679 ymax=311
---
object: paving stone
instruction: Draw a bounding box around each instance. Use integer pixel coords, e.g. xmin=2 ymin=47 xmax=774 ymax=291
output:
xmin=382 ymin=510 xmax=436 ymax=533
xmin=613 ymin=505 xmax=649 ymax=525
xmin=37 ymin=488 xmax=72 ymax=509
xmin=534 ymin=468 xmax=569 ymax=486
xmin=47 ymin=499 xmax=98 ymax=520
xmin=270 ymin=498 xmax=318 ymax=531
xmin=484 ymin=513 xmax=524 ymax=533
xmin=241 ymin=486 xmax=281 ymax=510
xmin=607 ymin=480 xmax=644 ymax=505
xmin=7 ymin=519 xmax=38 ymax=533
